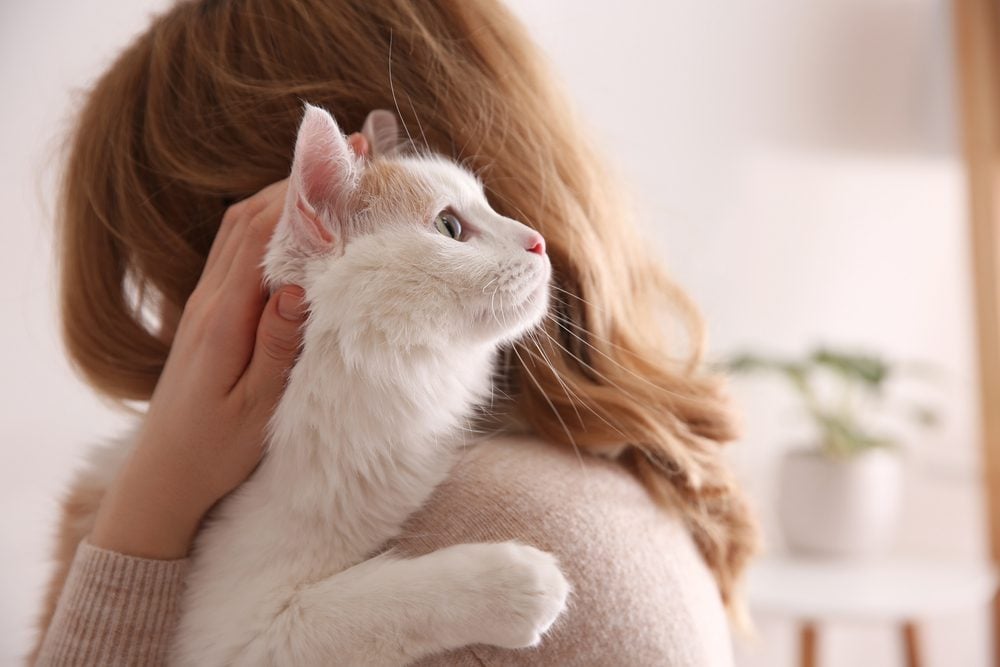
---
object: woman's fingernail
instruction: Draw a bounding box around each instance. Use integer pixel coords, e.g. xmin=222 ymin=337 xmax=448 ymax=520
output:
xmin=277 ymin=289 xmax=306 ymax=321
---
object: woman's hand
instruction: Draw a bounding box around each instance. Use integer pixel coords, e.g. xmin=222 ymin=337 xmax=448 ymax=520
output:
xmin=90 ymin=179 xmax=306 ymax=559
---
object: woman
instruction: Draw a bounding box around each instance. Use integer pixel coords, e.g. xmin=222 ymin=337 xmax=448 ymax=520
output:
xmin=33 ymin=0 xmax=757 ymax=664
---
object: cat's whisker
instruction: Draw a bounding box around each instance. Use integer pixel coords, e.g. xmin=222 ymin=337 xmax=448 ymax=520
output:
xmin=547 ymin=288 xmax=694 ymax=370
xmin=510 ymin=344 xmax=587 ymax=474
xmin=472 ymin=162 xmax=494 ymax=184
xmin=520 ymin=336 xmax=633 ymax=444
xmin=524 ymin=337 xmax=585 ymax=429
xmin=453 ymin=154 xmax=496 ymax=186
xmin=460 ymin=414 xmax=490 ymax=434
xmin=387 ymin=30 xmax=417 ymax=153
xmin=492 ymin=385 xmax=513 ymax=401
xmin=545 ymin=292 xmax=693 ymax=379
xmin=486 ymin=362 xmax=514 ymax=406
xmin=542 ymin=310 xmax=693 ymax=401
xmin=548 ymin=283 xmax=604 ymax=315
xmin=490 ymin=285 xmax=502 ymax=328
xmin=481 ymin=276 xmax=498 ymax=294
xmin=522 ymin=330 xmax=584 ymax=429
xmin=454 ymin=136 xmax=476 ymax=172
xmin=544 ymin=296 xmax=633 ymax=355
xmin=534 ymin=321 xmax=656 ymax=413
xmin=405 ymin=91 xmax=431 ymax=154
xmin=553 ymin=312 xmax=688 ymax=371
xmin=546 ymin=308 xmax=691 ymax=385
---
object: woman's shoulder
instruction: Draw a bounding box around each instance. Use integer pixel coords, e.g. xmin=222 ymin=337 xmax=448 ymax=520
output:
xmin=396 ymin=435 xmax=734 ymax=667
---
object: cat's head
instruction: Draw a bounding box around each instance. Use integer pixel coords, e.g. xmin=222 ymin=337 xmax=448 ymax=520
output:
xmin=264 ymin=104 xmax=550 ymax=354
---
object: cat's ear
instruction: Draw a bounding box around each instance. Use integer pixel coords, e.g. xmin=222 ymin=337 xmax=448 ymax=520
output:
xmin=282 ymin=104 xmax=359 ymax=254
xmin=361 ymin=110 xmax=401 ymax=157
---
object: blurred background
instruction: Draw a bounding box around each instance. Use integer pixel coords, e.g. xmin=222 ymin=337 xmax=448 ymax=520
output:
xmin=0 ymin=0 xmax=993 ymax=665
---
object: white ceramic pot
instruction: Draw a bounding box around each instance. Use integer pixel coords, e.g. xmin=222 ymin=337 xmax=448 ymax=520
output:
xmin=777 ymin=447 xmax=903 ymax=558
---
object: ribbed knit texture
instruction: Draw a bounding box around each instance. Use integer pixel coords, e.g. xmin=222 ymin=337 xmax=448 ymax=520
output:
xmin=34 ymin=436 xmax=733 ymax=666
xmin=35 ymin=542 xmax=187 ymax=666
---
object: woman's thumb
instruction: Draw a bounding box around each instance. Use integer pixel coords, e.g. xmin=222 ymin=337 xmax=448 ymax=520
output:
xmin=244 ymin=286 xmax=307 ymax=399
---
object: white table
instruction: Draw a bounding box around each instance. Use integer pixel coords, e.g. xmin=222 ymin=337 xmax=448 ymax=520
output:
xmin=746 ymin=557 xmax=998 ymax=667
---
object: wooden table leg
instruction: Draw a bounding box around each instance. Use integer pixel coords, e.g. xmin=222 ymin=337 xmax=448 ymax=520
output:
xmin=800 ymin=622 xmax=818 ymax=667
xmin=902 ymin=621 xmax=922 ymax=667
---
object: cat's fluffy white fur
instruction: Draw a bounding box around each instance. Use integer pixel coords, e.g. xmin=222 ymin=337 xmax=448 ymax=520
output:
xmin=157 ymin=105 xmax=568 ymax=665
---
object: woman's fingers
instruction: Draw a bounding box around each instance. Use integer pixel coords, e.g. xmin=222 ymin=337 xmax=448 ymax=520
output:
xmin=205 ymin=195 xmax=287 ymax=376
xmin=203 ymin=231 xmax=277 ymax=385
xmin=237 ymin=286 xmax=307 ymax=404
xmin=203 ymin=199 xmax=254 ymax=282
xmin=221 ymin=187 xmax=287 ymax=297
xmin=184 ymin=180 xmax=290 ymax=385
xmin=202 ymin=180 xmax=288 ymax=293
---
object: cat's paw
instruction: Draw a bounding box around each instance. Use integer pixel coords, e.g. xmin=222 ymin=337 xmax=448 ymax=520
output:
xmin=444 ymin=541 xmax=570 ymax=649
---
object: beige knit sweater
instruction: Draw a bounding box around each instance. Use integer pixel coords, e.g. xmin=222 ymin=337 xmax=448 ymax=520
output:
xmin=35 ymin=436 xmax=733 ymax=666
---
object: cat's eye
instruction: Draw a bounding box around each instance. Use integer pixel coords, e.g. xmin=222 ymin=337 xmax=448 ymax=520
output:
xmin=434 ymin=211 xmax=462 ymax=240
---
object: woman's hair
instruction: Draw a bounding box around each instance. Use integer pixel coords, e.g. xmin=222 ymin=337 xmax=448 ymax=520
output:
xmin=59 ymin=0 xmax=757 ymax=604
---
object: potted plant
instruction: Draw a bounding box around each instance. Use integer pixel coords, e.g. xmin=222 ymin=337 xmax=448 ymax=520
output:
xmin=727 ymin=347 xmax=937 ymax=558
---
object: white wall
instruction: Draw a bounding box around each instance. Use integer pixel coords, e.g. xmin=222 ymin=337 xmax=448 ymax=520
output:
xmin=0 ymin=1 xmax=982 ymax=665
xmin=0 ymin=0 xmax=171 ymax=660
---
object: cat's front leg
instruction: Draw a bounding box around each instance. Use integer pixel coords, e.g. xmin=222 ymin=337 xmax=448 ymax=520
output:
xmin=401 ymin=541 xmax=572 ymax=651
xmin=245 ymin=541 xmax=570 ymax=666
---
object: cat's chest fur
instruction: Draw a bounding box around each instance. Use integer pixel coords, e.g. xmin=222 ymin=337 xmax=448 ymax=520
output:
xmin=203 ymin=323 xmax=497 ymax=574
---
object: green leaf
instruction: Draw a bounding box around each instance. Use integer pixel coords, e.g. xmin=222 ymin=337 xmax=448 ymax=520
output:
xmin=811 ymin=347 xmax=890 ymax=389
xmin=723 ymin=346 xmax=940 ymax=457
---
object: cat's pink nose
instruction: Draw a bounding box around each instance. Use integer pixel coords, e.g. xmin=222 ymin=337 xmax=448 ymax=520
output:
xmin=526 ymin=233 xmax=546 ymax=256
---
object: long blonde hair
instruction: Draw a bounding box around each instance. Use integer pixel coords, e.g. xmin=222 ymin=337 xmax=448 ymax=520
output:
xmin=59 ymin=0 xmax=757 ymax=604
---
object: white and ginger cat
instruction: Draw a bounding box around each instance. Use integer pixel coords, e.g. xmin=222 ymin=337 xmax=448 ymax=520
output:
xmin=161 ymin=104 xmax=569 ymax=665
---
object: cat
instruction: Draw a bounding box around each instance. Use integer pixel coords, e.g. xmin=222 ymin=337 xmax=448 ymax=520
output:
xmin=163 ymin=104 xmax=569 ymax=665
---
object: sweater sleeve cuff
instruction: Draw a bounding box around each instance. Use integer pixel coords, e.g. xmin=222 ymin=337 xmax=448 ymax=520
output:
xmin=35 ymin=540 xmax=189 ymax=666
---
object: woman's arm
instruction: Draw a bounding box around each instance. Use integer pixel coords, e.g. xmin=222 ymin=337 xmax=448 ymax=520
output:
xmin=88 ymin=179 xmax=304 ymax=560
xmin=34 ymin=542 xmax=189 ymax=666
xmin=33 ymin=177 xmax=315 ymax=665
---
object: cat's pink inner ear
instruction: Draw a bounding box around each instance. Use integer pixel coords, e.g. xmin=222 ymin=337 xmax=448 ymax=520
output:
xmin=292 ymin=104 xmax=356 ymax=210
xmin=294 ymin=196 xmax=335 ymax=246
xmin=347 ymin=133 xmax=370 ymax=158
